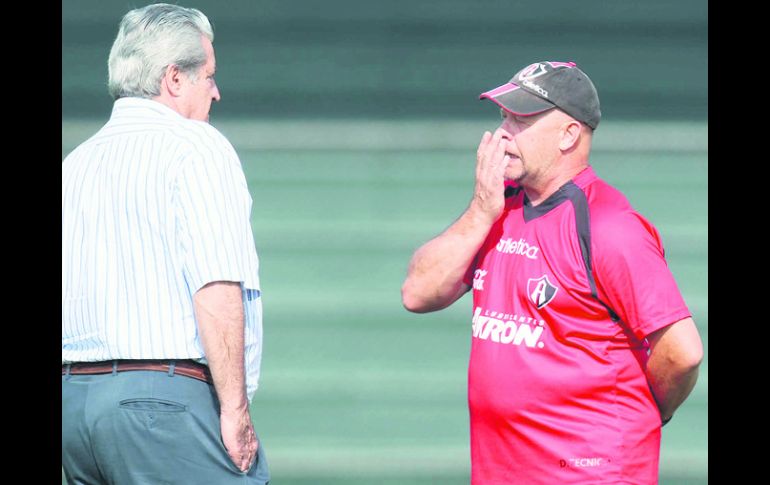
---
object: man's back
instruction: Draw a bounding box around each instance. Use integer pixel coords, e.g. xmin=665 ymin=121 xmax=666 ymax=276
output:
xmin=62 ymin=97 xmax=263 ymax=392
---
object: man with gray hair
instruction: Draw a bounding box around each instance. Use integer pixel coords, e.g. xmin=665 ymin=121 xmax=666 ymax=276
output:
xmin=62 ymin=4 xmax=269 ymax=483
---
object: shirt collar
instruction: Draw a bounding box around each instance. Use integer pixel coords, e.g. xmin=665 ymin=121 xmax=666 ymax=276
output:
xmin=110 ymin=97 xmax=186 ymax=122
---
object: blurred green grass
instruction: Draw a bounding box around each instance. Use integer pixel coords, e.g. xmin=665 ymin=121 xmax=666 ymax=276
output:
xmin=62 ymin=119 xmax=707 ymax=484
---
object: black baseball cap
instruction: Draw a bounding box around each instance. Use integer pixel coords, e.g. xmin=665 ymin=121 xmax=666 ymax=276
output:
xmin=479 ymin=61 xmax=601 ymax=129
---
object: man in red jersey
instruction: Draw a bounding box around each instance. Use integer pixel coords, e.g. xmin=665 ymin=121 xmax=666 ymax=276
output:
xmin=401 ymin=61 xmax=703 ymax=484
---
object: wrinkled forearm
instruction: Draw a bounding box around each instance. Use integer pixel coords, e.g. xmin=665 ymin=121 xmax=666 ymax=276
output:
xmin=402 ymin=204 xmax=495 ymax=313
xmin=194 ymin=281 xmax=249 ymax=412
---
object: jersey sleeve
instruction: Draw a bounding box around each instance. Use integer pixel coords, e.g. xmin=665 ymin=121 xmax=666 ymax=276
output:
xmin=462 ymin=252 xmax=480 ymax=288
xmin=174 ymin=130 xmax=261 ymax=294
xmin=592 ymin=211 xmax=691 ymax=340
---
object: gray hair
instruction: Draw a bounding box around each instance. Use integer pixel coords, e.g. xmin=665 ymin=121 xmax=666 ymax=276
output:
xmin=107 ymin=3 xmax=214 ymax=100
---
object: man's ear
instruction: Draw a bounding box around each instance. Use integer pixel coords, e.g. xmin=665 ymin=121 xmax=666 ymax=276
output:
xmin=558 ymin=120 xmax=582 ymax=151
xmin=161 ymin=64 xmax=184 ymax=97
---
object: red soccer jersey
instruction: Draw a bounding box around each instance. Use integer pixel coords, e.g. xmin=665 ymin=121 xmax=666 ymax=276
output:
xmin=463 ymin=167 xmax=691 ymax=484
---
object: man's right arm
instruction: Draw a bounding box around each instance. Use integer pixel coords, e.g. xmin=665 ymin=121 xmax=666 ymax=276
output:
xmin=401 ymin=130 xmax=510 ymax=313
xmin=401 ymin=207 xmax=493 ymax=312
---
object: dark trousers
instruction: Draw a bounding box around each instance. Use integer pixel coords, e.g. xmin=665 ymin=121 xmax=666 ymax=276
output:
xmin=62 ymin=368 xmax=270 ymax=485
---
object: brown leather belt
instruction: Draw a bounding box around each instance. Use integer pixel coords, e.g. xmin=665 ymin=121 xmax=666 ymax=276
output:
xmin=62 ymin=359 xmax=213 ymax=384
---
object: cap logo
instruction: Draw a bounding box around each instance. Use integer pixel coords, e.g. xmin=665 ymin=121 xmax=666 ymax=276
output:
xmin=517 ymin=63 xmax=549 ymax=99
xmin=517 ymin=63 xmax=548 ymax=81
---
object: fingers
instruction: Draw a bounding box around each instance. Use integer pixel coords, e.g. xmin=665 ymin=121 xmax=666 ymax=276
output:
xmin=471 ymin=129 xmax=509 ymax=222
xmin=476 ymin=131 xmax=492 ymax=160
xmin=482 ymin=130 xmax=502 ymax=167
xmin=478 ymin=131 xmax=508 ymax=181
xmin=498 ymin=154 xmax=510 ymax=175
xmin=478 ymin=130 xmax=509 ymax=169
xmin=237 ymin=426 xmax=258 ymax=471
xmin=233 ymin=438 xmax=256 ymax=471
xmin=221 ymin=409 xmax=259 ymax=472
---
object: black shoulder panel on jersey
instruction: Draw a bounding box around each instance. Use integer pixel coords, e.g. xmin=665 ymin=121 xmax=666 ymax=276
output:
xmin=504 ymin=185 xmax=521 ymax=198
xmin=564 ymin=182 xmax=621 ymax=323
xmin=522 ymin=184 xmax=570 ymax=221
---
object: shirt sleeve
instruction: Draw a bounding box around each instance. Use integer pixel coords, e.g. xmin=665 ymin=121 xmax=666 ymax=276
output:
xmin=592 ymin=211 xmax=690 ymax=340
xmin=174 ymin=132 xmax=261 ymax=294
xmin=463 ymin=252 xmax=479 ymax=288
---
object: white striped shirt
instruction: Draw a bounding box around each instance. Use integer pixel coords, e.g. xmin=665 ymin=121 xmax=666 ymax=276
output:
xmin=62 ymin=97 xmax=263 ymax=400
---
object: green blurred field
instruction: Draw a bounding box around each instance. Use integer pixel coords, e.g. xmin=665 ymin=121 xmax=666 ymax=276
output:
xmin=62 ymin=118 xmax=707 ymax=484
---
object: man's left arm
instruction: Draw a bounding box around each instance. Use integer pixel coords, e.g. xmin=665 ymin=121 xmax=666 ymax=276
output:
xmin=645 ymin=316 xmax=703 ymax=423
xmin=194 ymin=281 xmax=257 ymax=472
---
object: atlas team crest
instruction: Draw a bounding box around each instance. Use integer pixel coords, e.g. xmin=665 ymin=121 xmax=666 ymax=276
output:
xmin=527 ymin=275 xmax=558 ymax=309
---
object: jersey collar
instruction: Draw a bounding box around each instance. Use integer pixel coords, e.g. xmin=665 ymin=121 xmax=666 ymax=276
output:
xmin=522 ymin=166 xmax=596 ymax=221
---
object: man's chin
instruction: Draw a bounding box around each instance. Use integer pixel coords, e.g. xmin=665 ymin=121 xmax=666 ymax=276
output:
xmin=504 ymin=170 xmax=524 ymax=182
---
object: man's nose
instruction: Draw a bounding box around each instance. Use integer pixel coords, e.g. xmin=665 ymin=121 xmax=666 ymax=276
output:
xmin=495 ymin=126 xmax=513 ymax=140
